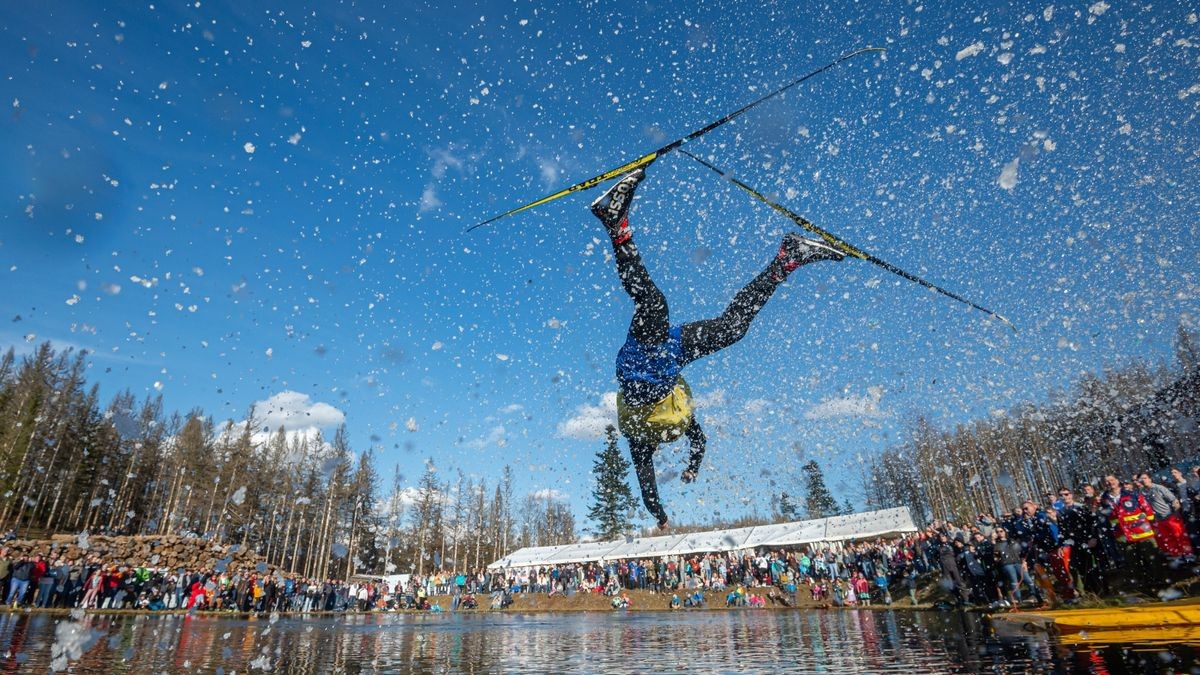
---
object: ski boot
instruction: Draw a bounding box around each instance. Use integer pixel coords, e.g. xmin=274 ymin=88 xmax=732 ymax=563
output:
xmin=590 ymin=169 xmax=646 ymax=245
xmin=774 ymin=232 xmax=845 ymax=279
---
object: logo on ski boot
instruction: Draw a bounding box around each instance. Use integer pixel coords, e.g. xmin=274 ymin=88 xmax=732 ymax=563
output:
xmin=605 ymin=181 xmax=633 ymax=219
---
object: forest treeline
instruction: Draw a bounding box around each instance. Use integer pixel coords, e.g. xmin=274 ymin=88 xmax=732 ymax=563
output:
xmin=0 ymin=343 xmax=574 ymax=578
xmin=3 ymin=324 xmax=1198 ymax=577
xmin=867 ymin=325 xmax=1200 ymax=525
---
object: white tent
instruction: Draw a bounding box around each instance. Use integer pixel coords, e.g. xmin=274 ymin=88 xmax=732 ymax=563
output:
xmin=489 ymin=544 xmax=571 ymax=569
xmin=820 ymin=508 xmax=917 ymax=542
xmin=487 ymin=507 xmax=917 ymax=570
xmin=604 ymin=533 xmax=690 ymax=560
xmin=667 ymin=528 xmax=754 ymax=556
xmin=544 ymin=540 xmax=622 ymax=565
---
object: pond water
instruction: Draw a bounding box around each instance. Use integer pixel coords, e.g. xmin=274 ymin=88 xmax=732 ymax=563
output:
xmin=1 ymin=609 xmax=1195 ymax=673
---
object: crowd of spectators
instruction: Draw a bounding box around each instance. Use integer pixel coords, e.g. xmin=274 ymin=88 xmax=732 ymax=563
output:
xmin=490 ymin=546 xmax=905 ymax=608
xmin=914 ymin=469 xmax=1200 ymax=608
xmin=0 ymin=552 xmax=499 ymax=613
xmin=3 ymin=468 xmax=1195 ymax=613
xmin=487 ymin=467 xmax=1200 ymax=610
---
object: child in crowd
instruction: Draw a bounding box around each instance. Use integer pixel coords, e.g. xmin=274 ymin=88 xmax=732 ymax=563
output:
xmin=854 ymin=574 xmax=871 ymax=606
xmin=874 ymin=571 xmax=892 ymax=605
xmin=842 ymin=579 xmax=857 ymax=606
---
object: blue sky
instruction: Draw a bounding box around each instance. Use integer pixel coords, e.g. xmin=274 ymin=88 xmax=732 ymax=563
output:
xmin=1 ymin=0 xmax=1197 ymax=528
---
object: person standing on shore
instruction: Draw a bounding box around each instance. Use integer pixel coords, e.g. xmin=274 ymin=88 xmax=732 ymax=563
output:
xmin=1100 ymin=474 xmax=1164 ymax=589
xmin=1138 ymin=472 xmax=1193 ymax=560
xmin=6 ymin=556 xmax=32 ymax=606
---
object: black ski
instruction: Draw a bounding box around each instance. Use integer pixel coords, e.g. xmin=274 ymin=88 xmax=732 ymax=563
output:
xmin=679 ymin=149 xmax=1015 ymax=332
xmin=468 ymin=47 xmax=885 ymax=231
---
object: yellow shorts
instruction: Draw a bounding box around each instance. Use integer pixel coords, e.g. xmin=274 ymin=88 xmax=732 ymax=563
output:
xmin=617 ymin=377 xmax=693 ymax=445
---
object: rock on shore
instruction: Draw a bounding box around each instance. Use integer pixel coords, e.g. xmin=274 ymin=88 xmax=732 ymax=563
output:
xmin=3 ymin=534 xmax=266 ymax=572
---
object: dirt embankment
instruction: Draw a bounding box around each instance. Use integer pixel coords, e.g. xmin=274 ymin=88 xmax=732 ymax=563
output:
xmin=1 ymin=534 xmax=265 ymax=572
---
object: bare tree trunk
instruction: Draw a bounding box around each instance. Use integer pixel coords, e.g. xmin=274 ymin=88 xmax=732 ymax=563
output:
xmin=439 ymin=527 xmax=447 ymax=574
xmin=160 ymin=466 xmax=185 ymax=535
xmin=44 ymin=462 xmax=76 ymax=532
xmin=0 ymin=416 xmax=42 ymax=526
xmin=314 ymin=488 xmax=336 ymax=579
xmin=28 ymin=426 xmax=71 ymax=527
xmin=109 ymin=446 xmax=141 ymax=531
xmin=278 ymin=497 xmax=297 ymax=569
xmin=473 ymin=525 xmax=482 ymax=573
xmin=346 ymin=499 xmax=360 ymax=579
xmin=179 ymin=485 xmax=196 ymax=533
xmin=202 ymin=477 xmax=220 ymax=537
xmin=82 ymin=477 xmax=105 ymax=531
xmin=292 ymin=515 xmax=306 ymax=575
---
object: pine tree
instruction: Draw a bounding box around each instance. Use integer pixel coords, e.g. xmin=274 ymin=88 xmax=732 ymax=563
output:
xmin=588 ymin=425 xmax=637 ymax=540
xmin=777 ymin=492 xmax=800 ymax=521
xmin=1177 ymin=323 xmax=1199 ymax=374
xmin=410 ymin=460 xmax=442 ymax=575
xmin=348 ymin=448 xmax=382 ymax=576
xmin=802 ymin=460 xmax=838 ymax=519
xmin=841 ymin=498 xmax=855 ymax=516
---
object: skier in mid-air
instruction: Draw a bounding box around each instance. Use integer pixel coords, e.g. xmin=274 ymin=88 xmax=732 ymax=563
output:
xmin=590 ymin=168 xmax=845 ymax=529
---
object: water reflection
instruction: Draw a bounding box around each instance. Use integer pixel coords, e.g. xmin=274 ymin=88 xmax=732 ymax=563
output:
xmin=0 ymin=609 xmax=1196 ymax=673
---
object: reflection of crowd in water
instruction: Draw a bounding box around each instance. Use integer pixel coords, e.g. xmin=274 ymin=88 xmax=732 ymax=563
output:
xmin=0 ymin=598 xmax=1190 ymax=672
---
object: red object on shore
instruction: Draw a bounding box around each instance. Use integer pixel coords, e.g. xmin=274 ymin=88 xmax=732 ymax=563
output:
xmin=1153 ymin=513 xmax=1193 ymax=557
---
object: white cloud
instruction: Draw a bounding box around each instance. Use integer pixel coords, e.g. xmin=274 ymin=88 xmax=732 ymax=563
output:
xmin=530 ymin=488 xmax=569 ymax=501
xmin=0 ymin=332 xmax=151 ymax=365
xmin=804 ymin=386 xmax=887 ymax=421
xmin=430 ymin=148 xmax=463 ymax=179
xmin=557 ymin=392 xmax=618 ymax=440
xmin=391 ymin=486 xmax=423 ymax=508
xmin=256 ymin=390 xmax=345 ymax=432
xmin=419 ymin=184 xmax=442 ymax=212
xmin=466 ymin=425 xmax=507 ymax=450
xmin=998 ymin=157 xmax=1020 ymax=190
xmin=537 ymin=157 xmax=560 ymax=186
xmin=500 ymin=403 xmax=525 ymax=414
xmin=743 ymin=398 xmax=772 ymax=415
xmin=557 ymin=388 xmax=728 ymax=441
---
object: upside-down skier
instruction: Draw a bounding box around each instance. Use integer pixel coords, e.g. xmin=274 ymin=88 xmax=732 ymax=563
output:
xmin=590 ymin=167 xmax=845 ymax=529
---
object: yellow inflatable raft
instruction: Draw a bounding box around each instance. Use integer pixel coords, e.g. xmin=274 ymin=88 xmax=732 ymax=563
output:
xmin=994 ymin=598 xmax=1200 ymax=636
